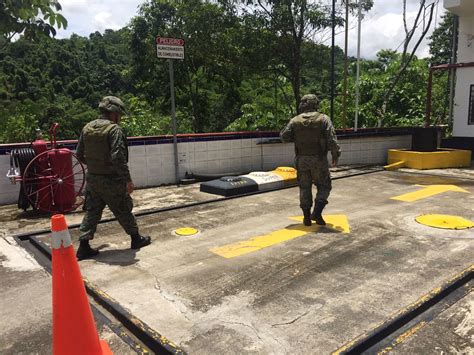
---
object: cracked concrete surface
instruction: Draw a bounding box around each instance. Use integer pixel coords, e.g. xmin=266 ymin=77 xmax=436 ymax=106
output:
xmin=27 ymin=169 xmax=473 ymax=353
xmin=1 ymin=166 xmax=473 ymax=354
xmin=271 ymin=309 xmax=311 ymax=327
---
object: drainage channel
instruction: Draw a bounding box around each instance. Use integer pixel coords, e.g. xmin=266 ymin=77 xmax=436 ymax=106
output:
xmin=13 ymin=166 xmax=385 ymax=354
xmin=334 ymin=265 xmax=473 ymax=354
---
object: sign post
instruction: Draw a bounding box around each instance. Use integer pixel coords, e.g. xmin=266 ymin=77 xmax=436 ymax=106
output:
xmin=156 ymin=36 xmax=185 ymax=185
xmin=168 ymin=59 xmax=178 ymax=184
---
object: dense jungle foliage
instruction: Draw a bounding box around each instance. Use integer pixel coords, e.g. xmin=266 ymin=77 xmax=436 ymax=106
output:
xmin=0 ymin=1 xmax=455 ymax=143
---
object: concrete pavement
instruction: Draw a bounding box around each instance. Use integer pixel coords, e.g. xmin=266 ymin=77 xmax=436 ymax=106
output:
xmin=1 ymin=167 xmax=472 ymax=354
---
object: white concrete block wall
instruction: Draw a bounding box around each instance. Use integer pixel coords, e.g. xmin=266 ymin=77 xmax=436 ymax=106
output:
xmin=138 ymin=135 xmax=410 ymax=187
xmin=129 ymin=143 xmax=147 ymax=188
xmin=0 ymin=133 xmax=412 ymax=205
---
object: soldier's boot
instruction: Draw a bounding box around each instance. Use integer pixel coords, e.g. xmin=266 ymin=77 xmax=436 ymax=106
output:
xmin=130 ymin=234 xmax=151 ymax=249
xmin=311 ymin=199 xmax=328 ymax=225
xmin=76 ymin=240 xmax=100 ymax=260
xmin=303 ymin=209 xmax=312 ymax=226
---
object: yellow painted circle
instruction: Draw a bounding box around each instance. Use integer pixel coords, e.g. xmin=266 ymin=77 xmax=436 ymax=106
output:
xmin=415 ymin=214 xmax=474 ymax=230
xmin=175 ymin=227 xmax=199 ymax=236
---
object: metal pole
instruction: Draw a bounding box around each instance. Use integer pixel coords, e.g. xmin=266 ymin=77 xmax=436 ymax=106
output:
xmin=426 ymin=68 xmax=434 ymax=128
xmin=354 ymin=0 xmax=362 ymax=132
xmin=448 ymin=15 xmax=458 ymax=129
xmin=448 ymin=67 xmax=456 ymax=128
xmin=331 ymin=0 xmax=336 ymax=123
xmin=342 ymin=0 xmax=349 ymax=128
xmin=169 ymin=59 xmax=179 ymax=185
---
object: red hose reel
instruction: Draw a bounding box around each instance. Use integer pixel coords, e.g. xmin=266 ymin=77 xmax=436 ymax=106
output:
xmin=11 ymin=123 xmax=86 ymax=213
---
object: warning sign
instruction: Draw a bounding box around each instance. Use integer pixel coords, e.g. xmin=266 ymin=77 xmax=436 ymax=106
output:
xmin=156 ymin=37 xmax=185 ymax=60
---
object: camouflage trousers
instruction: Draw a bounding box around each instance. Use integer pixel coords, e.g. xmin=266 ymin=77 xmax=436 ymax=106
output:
xmin=296 ymin=155 xmax=332 ymax=210
xmin=79 ymin=174 xmax=138 ymax=241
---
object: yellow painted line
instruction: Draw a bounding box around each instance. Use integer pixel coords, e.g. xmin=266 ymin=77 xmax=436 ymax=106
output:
xmin=391 ymin=184 xmax=469 ymax=202
xmin=210 ymin=228 xmax=308 ymax=258
xmin=384 ymin=160 xmax=406 ymax=170
xmin=377 ymin=321 xmax=427 ymax=355
xmin=210 ymin=215 xmax=350 ymax=259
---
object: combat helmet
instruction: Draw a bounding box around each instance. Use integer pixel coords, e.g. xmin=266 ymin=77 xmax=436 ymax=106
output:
xmin=98 ymin=96 xmax=127 ymax=114
xmin=299 ymin=94 xmax=320 ymax=112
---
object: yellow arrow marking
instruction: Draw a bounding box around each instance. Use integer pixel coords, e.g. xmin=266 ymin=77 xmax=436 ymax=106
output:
xmin=391 ymin=185 xmax=469 ymax=202
xmin=288 ymin=215 xmax=350 ymax=234
xmin=210 ymin=215 xmax=350 ymax=259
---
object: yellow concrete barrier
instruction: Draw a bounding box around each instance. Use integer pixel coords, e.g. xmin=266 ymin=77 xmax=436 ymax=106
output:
xmin=386 ymin=148 xmax=471 ymax=170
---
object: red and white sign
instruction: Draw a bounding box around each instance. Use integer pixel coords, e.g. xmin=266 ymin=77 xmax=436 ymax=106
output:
xmin=156 ymin=36 xmax=185 ymax=60
xmin=156 ymin=37 xmax=185 ymax=46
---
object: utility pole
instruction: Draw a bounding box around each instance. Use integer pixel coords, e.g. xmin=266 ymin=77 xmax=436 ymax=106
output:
xmin=448 ymin=15 xmax=458 ymax=129
xmin=342 ymin=0 xmax=349 ymax=128
xmin=331 ymin=0 xmax=336 ymax=124
xmin=354 ymin=0 xmax=362 ymax=132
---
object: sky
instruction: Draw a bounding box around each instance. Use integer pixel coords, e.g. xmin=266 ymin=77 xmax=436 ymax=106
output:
xmin=55 ymin=0 xmax=446 ymax=60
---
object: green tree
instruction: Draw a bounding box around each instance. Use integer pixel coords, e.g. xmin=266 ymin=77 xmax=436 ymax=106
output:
xmin=0 ymin=0 xmax=67 ymax=47
xmin=0 ymin=27 xmax=133 ymax=142
xmin=224 ymin=0 xmax=372 ymax=113
xmin=377 ymin=0 xmax=436 ymax=126
xmin=0 ymin=0 xmax=442 ymax=143
xmin=230 ymin=0 xmax=335 ymax=113
xmin=428 ymin=12 xmax=456 ymax=126
xmin=129 ymin=0 xmax=247 ymax=132
xmin=428 ymin=12 xmax=455 ymax=66
xmin=335 ymin=51 xmax=429 ymax=128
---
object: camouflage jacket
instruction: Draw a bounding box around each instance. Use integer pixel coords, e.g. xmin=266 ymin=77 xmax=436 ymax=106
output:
xmin=76 ymin=116 xmax=131 ymax=181
xmin=280 ymin=111 xmax=341 ymax=159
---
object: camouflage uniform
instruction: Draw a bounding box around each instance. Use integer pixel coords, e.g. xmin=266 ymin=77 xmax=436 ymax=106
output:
xmin=280 ymin=94 xmax=340 ymax=225
xmin=76 ymin=98 xmax=138 ymax=241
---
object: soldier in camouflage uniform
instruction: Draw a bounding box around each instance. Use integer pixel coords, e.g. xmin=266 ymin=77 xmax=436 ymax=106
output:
xmin=75 ymin=96 xmax=151 ymax=260
xmin=280 ymin=94 xmax=341 ymax=227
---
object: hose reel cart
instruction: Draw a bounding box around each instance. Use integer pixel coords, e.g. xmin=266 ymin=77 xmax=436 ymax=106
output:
xmin=6 ymin=123 xmax=86 ymax=213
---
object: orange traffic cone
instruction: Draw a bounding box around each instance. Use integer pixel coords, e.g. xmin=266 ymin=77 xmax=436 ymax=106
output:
xmin=51 ymin=214 xmax=112 ymax=355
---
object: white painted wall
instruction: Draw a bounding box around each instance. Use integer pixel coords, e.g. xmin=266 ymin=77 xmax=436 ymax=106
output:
xmin=444 ymin=0 xmax=474 ymax=17
xmin=0 ymin=134 xmax=412 ymax=206
xmin=452 ymin=73 xmax=474 ymax=137
xmin=444 ymin=1 xmax=474 ymax=137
